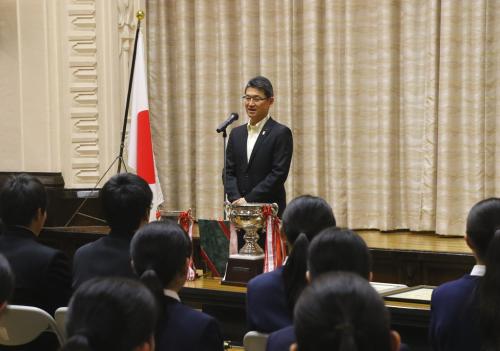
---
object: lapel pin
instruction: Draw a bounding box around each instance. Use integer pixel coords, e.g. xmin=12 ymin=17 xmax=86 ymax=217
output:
xmin=262 ymin=131 xmax=266 ymax=135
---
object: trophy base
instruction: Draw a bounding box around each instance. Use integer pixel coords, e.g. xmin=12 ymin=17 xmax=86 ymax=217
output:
xmin=222 ymin=254 xmax=264 ymax=286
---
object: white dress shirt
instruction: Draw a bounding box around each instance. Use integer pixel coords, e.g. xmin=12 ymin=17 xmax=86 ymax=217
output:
xmin=247 ymin=115 xmax=270 ymax=161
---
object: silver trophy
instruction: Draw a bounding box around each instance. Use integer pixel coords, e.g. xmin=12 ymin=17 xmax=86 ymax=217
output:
xmin=225 ymin=202 xmax=278 ymax=256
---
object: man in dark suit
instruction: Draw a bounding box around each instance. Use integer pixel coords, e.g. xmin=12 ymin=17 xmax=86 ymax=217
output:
xmin=225 ymin=76 xmax=293 ymax=217
xmin=72 ymin=172 xmax=152 ymax=289
xmin=0 ymin=174 xmax=71 ymax=315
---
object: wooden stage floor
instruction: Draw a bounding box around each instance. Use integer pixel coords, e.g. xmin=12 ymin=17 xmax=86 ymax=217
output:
xmin=356 ymin=229 xmax=469 ymax=254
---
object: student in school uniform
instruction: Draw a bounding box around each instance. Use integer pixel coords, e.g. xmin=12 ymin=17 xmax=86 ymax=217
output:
xmin=291 ymin=272 xmax=401 ymax=351
xmin=72 ymin=173 xmax=152 ymax=289
xmin=61 ymin=277 xmax=157 ymax=351
xmin=430 ymin=198 xmax=500 ymax=351
xmin=131 ymin=220 xmax=224 ymax=351
xmin=246 ymin=195 xmax=336 ymax=333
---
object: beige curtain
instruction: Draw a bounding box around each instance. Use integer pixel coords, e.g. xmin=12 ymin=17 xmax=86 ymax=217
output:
xmin=146 ymin=0 xmax=500 ymax=236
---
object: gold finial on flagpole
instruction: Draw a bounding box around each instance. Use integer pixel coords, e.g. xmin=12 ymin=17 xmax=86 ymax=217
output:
xmin=136 ymin=10 xmax=145 ymax=21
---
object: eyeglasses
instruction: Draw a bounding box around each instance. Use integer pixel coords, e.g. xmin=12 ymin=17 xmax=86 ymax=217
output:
xmin=241 ymin=95 xmax=268 ymax=103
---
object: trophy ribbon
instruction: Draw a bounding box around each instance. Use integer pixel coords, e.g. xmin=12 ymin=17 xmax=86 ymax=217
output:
xmin=229 ymin=222 xmax=239 ymax=256
xmin=262 ymin=205 xmax=285 ymax=272
xmin=178 ymin=209 xmax=197 ymax=280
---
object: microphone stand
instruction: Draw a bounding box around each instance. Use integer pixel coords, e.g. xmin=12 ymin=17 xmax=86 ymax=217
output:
xmin=221 ymin=128 xmax=228 ymax=220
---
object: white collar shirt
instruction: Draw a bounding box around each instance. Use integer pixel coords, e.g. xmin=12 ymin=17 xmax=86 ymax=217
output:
xmin=163 ymin=289 xmax=181 ymax=301
xmin=247 ymin=115 xmax=270 ymax=162
xmin=470 ymin=264 xmax=485 ymax=277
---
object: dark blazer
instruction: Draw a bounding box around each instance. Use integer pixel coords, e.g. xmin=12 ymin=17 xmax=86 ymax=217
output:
xmin=156 ymin=295 xmax=224 ymax=351
xmin=0 ymin=226 xmax=71 ymax=315
xmin=266 ymin=325 xmax=295 ymax=351
xmin=246 ymin=267 xmax=292 ymax=333
xmin=429 ymin=274 xmax=481 ymax=351
xmin=72 ymin=231 xmax=137 ymax=289
xmin=225 ymin=117 xmax=293 ymax=217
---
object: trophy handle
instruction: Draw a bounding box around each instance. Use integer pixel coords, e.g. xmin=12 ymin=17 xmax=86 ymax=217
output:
xmin=271 ymin=203 xmax=279 ymax=216
xmin=224 ymin=202 xmax=232 ymax=219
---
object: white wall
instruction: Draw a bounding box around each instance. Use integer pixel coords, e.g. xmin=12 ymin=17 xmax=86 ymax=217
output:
xmin=0 ymin=0 xmax=145 ymax=187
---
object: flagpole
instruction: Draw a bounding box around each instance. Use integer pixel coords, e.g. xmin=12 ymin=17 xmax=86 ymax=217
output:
xmin=117 ymin=10 xmax=145 ymax=174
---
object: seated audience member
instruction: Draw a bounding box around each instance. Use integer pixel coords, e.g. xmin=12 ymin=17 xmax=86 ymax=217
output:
xmin=246 ymin=195 xmax=336 ymax=333
xmin=291 ymin=272 xmax=401 ymax=351
xmin=131 ymin=220 xmax=224 ymax=351
xmin=61 ymin=277 xmax=157 ymax=351
xmin=267 ymin=228 xmax=371 ymax=351
xmin=480 ymin=227 xmax=500 ymax=351
xmin=0 ymin=174 xmax=71 ymax=315
xmin=0 ymin=253 xmax=14 ymax=313
xmin=430 ymin=197 xmax=500 ymax=351
xmin=72 ymin=172 xmax=152 ymax=289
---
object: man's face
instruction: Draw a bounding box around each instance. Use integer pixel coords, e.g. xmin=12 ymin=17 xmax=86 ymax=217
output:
xmin=244 ymin=87 xmax=274 ymax=125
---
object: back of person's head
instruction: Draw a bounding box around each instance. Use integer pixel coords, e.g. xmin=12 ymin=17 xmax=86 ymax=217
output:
xmin=481 ymin=228 xmax=500 ymax=350
xmin=466 ymin=197 xmax=500 ymax=261
xmin=245 ymin=76 xmax=274 ymax=98
xmin=293 ymin=272 xmax=398 ymax=351
xmin=61 ymin=277 xmax=157 ymax=351
xmin=0 ymin=254 xmax=14 ymax=309
xmin=469 ymin=199 xmax=500 ymax=350
xmin=281 ymin=195 xmax=336 ymax=311
xmin=131 ymin=220 xmax=192 ymax=315
xmin=0 ymin=173 xmax=47 ymax=227
xmin=282 ymin=195 xmax=336 ymax=245
xmin=308 ymin=228 xmax=371 ymax=281
xmin=101 ymin=173 xmax=152 ymax=234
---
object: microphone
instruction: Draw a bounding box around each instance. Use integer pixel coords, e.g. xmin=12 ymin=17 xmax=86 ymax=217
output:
xmin=216 ymin=113 xmax=239 ymax=133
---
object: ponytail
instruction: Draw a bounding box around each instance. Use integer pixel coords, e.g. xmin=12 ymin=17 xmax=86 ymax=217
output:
xmin=283 ymin=233 xmax=309 ymax=311
xmin=280 ymin=195 xmax=336 ymax=313
xmin=140 ymin=268 xmax=166 ymax=318
xmin=294 ymin=272 xmax=391 ymax=351
xmin=480 ymin=229 xmax=500 ymax=350
xmin=337 ymin=323 xmax=357 ymax=351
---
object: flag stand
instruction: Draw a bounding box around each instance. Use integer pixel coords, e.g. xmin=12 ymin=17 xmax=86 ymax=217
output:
xmin=117 ymin=10 xmax=144 ymax=174
xmin=64 ymin=11 xmax=144 ymax=227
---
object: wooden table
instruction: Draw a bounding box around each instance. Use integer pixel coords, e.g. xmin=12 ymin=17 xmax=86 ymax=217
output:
xmin=180 ymin=277 xmax=431 ymax=347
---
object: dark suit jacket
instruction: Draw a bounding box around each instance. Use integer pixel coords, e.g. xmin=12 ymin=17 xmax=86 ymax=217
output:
xmin=156 ymin=295 xmax=224 ymax=351
xmin=72 ymin=231 xmax=137 ymax=289
xmin=0 ymin=226 xmax=71 ymax=315
xmin=246 ymin=267 xmax=292 ymax=333
xmin=225 ymin=117 xmax=293 ymax=217
xmin=429 ymin=274 xmax=481 ymax=351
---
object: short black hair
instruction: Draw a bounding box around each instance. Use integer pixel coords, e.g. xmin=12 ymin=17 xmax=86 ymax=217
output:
xmin=101 ymin=173 xmax=153 ymax=234
xmin=245 ymin=76 xmax=274 ymax=98
xmin=0 ymin=254 xmax=14 ymax=304
xmin=0 ymin=174 xmax=47 ymax=226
